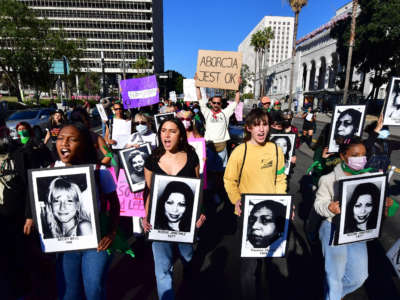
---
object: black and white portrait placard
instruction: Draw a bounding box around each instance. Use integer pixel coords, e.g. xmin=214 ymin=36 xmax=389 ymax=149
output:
xmin=270 ymin=134 xmax=296 ymax=175
xmin=328 ymin=105 xmax=367 ymax=153
xmin=28 ymin=165 xmax=100 ymax=253
xmin=148 ymin=174 xmax=202 ymax=243
xmin=119 ymin=143 xmax=152 ymax=192
xmin=241 ymin=194 xmax=292 ymax=258
xmin=333 ymin=173 xmax=387 ymax=245
xmin=383 ymin=77 xmax=400 ymax=126
xmin=154 ymin=112 xmax=176 ymax=132
xmin=386 ymin=239 xmax=400 ymax=278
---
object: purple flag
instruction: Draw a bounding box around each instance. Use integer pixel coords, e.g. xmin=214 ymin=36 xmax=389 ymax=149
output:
xmin=120 ymin=75 xmax=159 ymax=109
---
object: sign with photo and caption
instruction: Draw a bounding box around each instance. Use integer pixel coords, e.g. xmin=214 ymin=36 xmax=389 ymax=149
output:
xmin=196 ymin=50 xmax=242 ymax=90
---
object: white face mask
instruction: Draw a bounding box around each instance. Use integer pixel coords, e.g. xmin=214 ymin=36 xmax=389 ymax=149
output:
xmin=182 ymin=120 xmax=191 ymax=129
xmin=136 ymin=124 xmax=148 ymax=135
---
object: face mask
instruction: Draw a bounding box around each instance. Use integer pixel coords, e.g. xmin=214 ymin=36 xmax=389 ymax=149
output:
xmin=193 ymin=108 xmax=199 ymax=114
xmin=282 ymin=119 xmax=292 ymax=128
xmin=347 ymin=156 xmax=367 ymax=171
xmin=378 ymin=129 xmax=390 ymax=139
xmin=18 ymin=130 xmax=30 ymax=144
xmin=182 ymin=120 xmax=191 ymax=129
xmin=270 ymin=128 xmax=282 ymax=134
xmin=136 ymin=124 xmax=148 ymax=135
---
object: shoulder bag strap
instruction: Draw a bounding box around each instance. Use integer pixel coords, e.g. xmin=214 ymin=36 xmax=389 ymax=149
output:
xmin=238 ymin=142 xmax=247 ymax=185
xmin=275 ymin=143 xmax=278 ymax=186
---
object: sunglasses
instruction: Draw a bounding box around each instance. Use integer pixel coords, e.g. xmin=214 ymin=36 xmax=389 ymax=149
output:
xmin=212 ymin=102 xmax=221 ymax=105
xmin=114 ymin=108 xmax=123 ymax=111
xmin=134 ymin=121 xmax=147 ymax=126
xmin=179 ymin=117 xmax=192 ymax=121
xmin=262 ymin=102 xmax=271 ymax=105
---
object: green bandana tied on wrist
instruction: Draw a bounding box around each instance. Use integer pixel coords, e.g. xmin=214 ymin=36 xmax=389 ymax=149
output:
xmin=341 ymin=162 xmax=373 ymax=175
xmin=18 ymin=130 xmax=30 ymax=144
xmin=103 ymin=145 xmax=117 ymax=167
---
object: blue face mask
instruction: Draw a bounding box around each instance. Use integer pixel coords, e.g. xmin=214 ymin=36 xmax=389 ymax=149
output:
xmin=193 ymin=108 xmax=199 ymax=114
xmin=378 ymin=129 xmax=390 ymax=139
xmin=136 ymin=124 xmax=148 ymax=135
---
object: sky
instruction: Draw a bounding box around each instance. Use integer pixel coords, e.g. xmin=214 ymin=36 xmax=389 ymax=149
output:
xmin=163 ymin=0 xmax=351 ymax=78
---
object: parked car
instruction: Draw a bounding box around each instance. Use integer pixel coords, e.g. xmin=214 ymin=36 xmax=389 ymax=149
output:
xmin=6 ymin=108 xmax=54 ymax=139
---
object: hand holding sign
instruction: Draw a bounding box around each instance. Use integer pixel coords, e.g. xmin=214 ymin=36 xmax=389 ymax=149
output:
xmin=196 ymin=50 xmax=242 ymax=90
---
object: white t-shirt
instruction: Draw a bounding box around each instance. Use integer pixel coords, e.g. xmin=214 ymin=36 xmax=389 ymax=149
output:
xmin=199 ymin=99 xmax=237 ymax=143
xmin=127 ymin=131 xmax=157 ymax=148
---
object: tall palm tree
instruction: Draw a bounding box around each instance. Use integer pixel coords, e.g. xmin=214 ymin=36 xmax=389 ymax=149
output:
xmin=250 ymin=27 xmax=274 ymax=97
xmin=287 ymin=0 xmax=308 ymax=108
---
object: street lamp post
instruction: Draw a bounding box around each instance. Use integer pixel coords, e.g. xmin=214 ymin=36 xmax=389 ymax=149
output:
xmin=101 ymin=51 xmax=107 ymax=98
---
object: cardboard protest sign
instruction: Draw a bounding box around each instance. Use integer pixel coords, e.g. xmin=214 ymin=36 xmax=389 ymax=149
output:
xmin=120 ymin=75 xmax=159 ymax=109
xmin=96 ymin=104 xmax=108 ymax=122
xmin=109 ymin=167 xmax=146 ymax=217
xmin=196 ymin=50 xmax=242 ymax=90
xmin=184 ymin=79 xmax=197 ymax=102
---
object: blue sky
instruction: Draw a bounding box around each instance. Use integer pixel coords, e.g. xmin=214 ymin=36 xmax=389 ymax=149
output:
xmin=163 ymin=0 xmax=351 ymax=78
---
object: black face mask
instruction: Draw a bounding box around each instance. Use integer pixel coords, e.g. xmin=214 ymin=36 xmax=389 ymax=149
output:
xmin=282 ymin=119 xmax=292 ymax=129
xmin=270 ymin=128 xmax=283 ymax=134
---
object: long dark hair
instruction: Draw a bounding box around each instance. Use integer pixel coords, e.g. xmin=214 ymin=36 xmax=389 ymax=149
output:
xmin=58 ymin=122 xmax=98 ymax=165
xmin=154 ymin=181 xmax=194 ymax=232
xmin=152 ymin=117 xmax=195 ymax=162
xmin=334 ymin=108 xmax=361 ymax=139
xmin=270 ymin=135 xmax=292 ymax=161
xmin=344 ymin=182 xmax=380 ymax=234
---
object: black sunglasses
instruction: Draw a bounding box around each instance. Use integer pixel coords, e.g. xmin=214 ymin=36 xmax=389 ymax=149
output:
xmin=212 ymin=101 xmax=221 ymax=105
xmin=114 ymin=108 xmax=123 ymax=111
xmin=135 ymin=121 xmax=147 ymax=126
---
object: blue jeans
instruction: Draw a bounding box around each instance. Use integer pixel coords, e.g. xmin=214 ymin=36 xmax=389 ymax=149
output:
xmin=152 ymin=241 xmax=193 ymax=300
xmin=319 ymin=220 xmax=368 ymax=300
xmin=56 ymin=249 xmax=111 ymax=300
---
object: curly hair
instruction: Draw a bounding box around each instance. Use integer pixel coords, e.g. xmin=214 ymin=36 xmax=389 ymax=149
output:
xmin=154 ymin=181 xmax=194 ymax=232
xmin=128 ymin=149 xmax=148 ymax=175
xmin=43 ymin=177 xmax=86 ymax=238
xmin=344 ymin=182 xmax=380 ymax=234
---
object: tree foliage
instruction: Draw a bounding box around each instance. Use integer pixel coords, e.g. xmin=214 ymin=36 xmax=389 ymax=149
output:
xmin=287 ymin=0 xmax=308 ymax=13
xmin=131 ymin=57 xmax=152 ymax=78
xmin=239 ymin=64 xmax=253 ymax=93
xmin=164 ymin=70 xmax=185 ymax=95
xmin=78 ymin=72 xmax=101 ymax=96
xmin=0 ymin=0 xmax=82 ymax=101
xmin=330 ymin=0 xmax=400 ymax=98
xmin=250 ymin=27 xmax=274 ymax=96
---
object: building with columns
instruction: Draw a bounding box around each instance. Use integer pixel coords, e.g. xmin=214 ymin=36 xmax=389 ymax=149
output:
xmin=238 ymin=16 xmax=294 ymax=96
xmin=265 ymin=1 xmax=379 ymax=110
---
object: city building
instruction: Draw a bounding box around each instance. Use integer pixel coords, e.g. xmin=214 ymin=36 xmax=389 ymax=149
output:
xmin=18 ymin=0 xmax=164 ymax=77
xmin=238 ymin=16 xmax=295 ymax=96
xmin=264 ymin=1 xmax=379 ymax=111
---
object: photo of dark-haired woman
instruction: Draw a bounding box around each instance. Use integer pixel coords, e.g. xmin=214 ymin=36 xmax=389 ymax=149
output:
xmin=154 ymin=180 xmax=195 ymax=232
xmin=383 ymin=77 xmax=400 ymax=125
xmin=328 ymin=105 xmax=366 ymax=153
xmin=344 ymin=182 xmax=380 ymax=234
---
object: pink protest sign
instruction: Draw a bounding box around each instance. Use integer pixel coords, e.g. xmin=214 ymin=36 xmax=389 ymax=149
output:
xmin=228 ymin=101 xmax=243 ymax=121
xmin=109 ymin=167 xmax=146 ymax=217
xmin=188 ymin=138 xmax=207 ymax=189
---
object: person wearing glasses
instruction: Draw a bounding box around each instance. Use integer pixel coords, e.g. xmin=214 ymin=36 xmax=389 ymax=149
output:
xmin=127 ymin=112 xmax=157 ymax=149
xmin=260 ymin=96 xmax=272 ymax=112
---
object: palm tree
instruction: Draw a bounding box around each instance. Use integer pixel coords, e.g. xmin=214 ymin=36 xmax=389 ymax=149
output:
xmin=250 ymin=27 xmax=274 ymax=97
xmin=287 ymin=0 xmax=308 ymax=108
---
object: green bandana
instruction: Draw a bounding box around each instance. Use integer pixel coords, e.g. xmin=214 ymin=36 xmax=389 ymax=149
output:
xmin=341 ymin=162 xmax=373 ymax=175
xmin=306 ymin=160 xmax=324 ymax=174
xmin=103 ymin=145 xmax=117 ymax=167
xmin=388 ymin=197 xmax=399 ymax=217
xmin=18 ymin=130 xmax=30 ymax=144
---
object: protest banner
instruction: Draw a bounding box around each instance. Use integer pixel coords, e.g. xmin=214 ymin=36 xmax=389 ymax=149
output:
xmin=120 ymin=75 xmax=159 ymax=109
xmin=96 ymin=104 xmax=108 ymax=122
xmin=183 ymin=79 xmax=197 ymax=102
xmin=228 ymin=101 xmax=244 ymax=121
xmin=109 ymin=167 xmax=146 ymax=217
xmin=196 ymin=50 xmax=242 ymax=90
xmin=111 ymin=118 xmax=131 ymax=149
xmin=169 ymin=91 xmax=177 ymax=102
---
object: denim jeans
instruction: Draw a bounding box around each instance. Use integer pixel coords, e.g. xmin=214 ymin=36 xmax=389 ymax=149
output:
xmin=319 ymin=220 xmax=368 ymax=300
xmin=152 ymin=241 xmax=193 ymax=300
xmin=56 ymin=249 xmax=111 ymax=300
